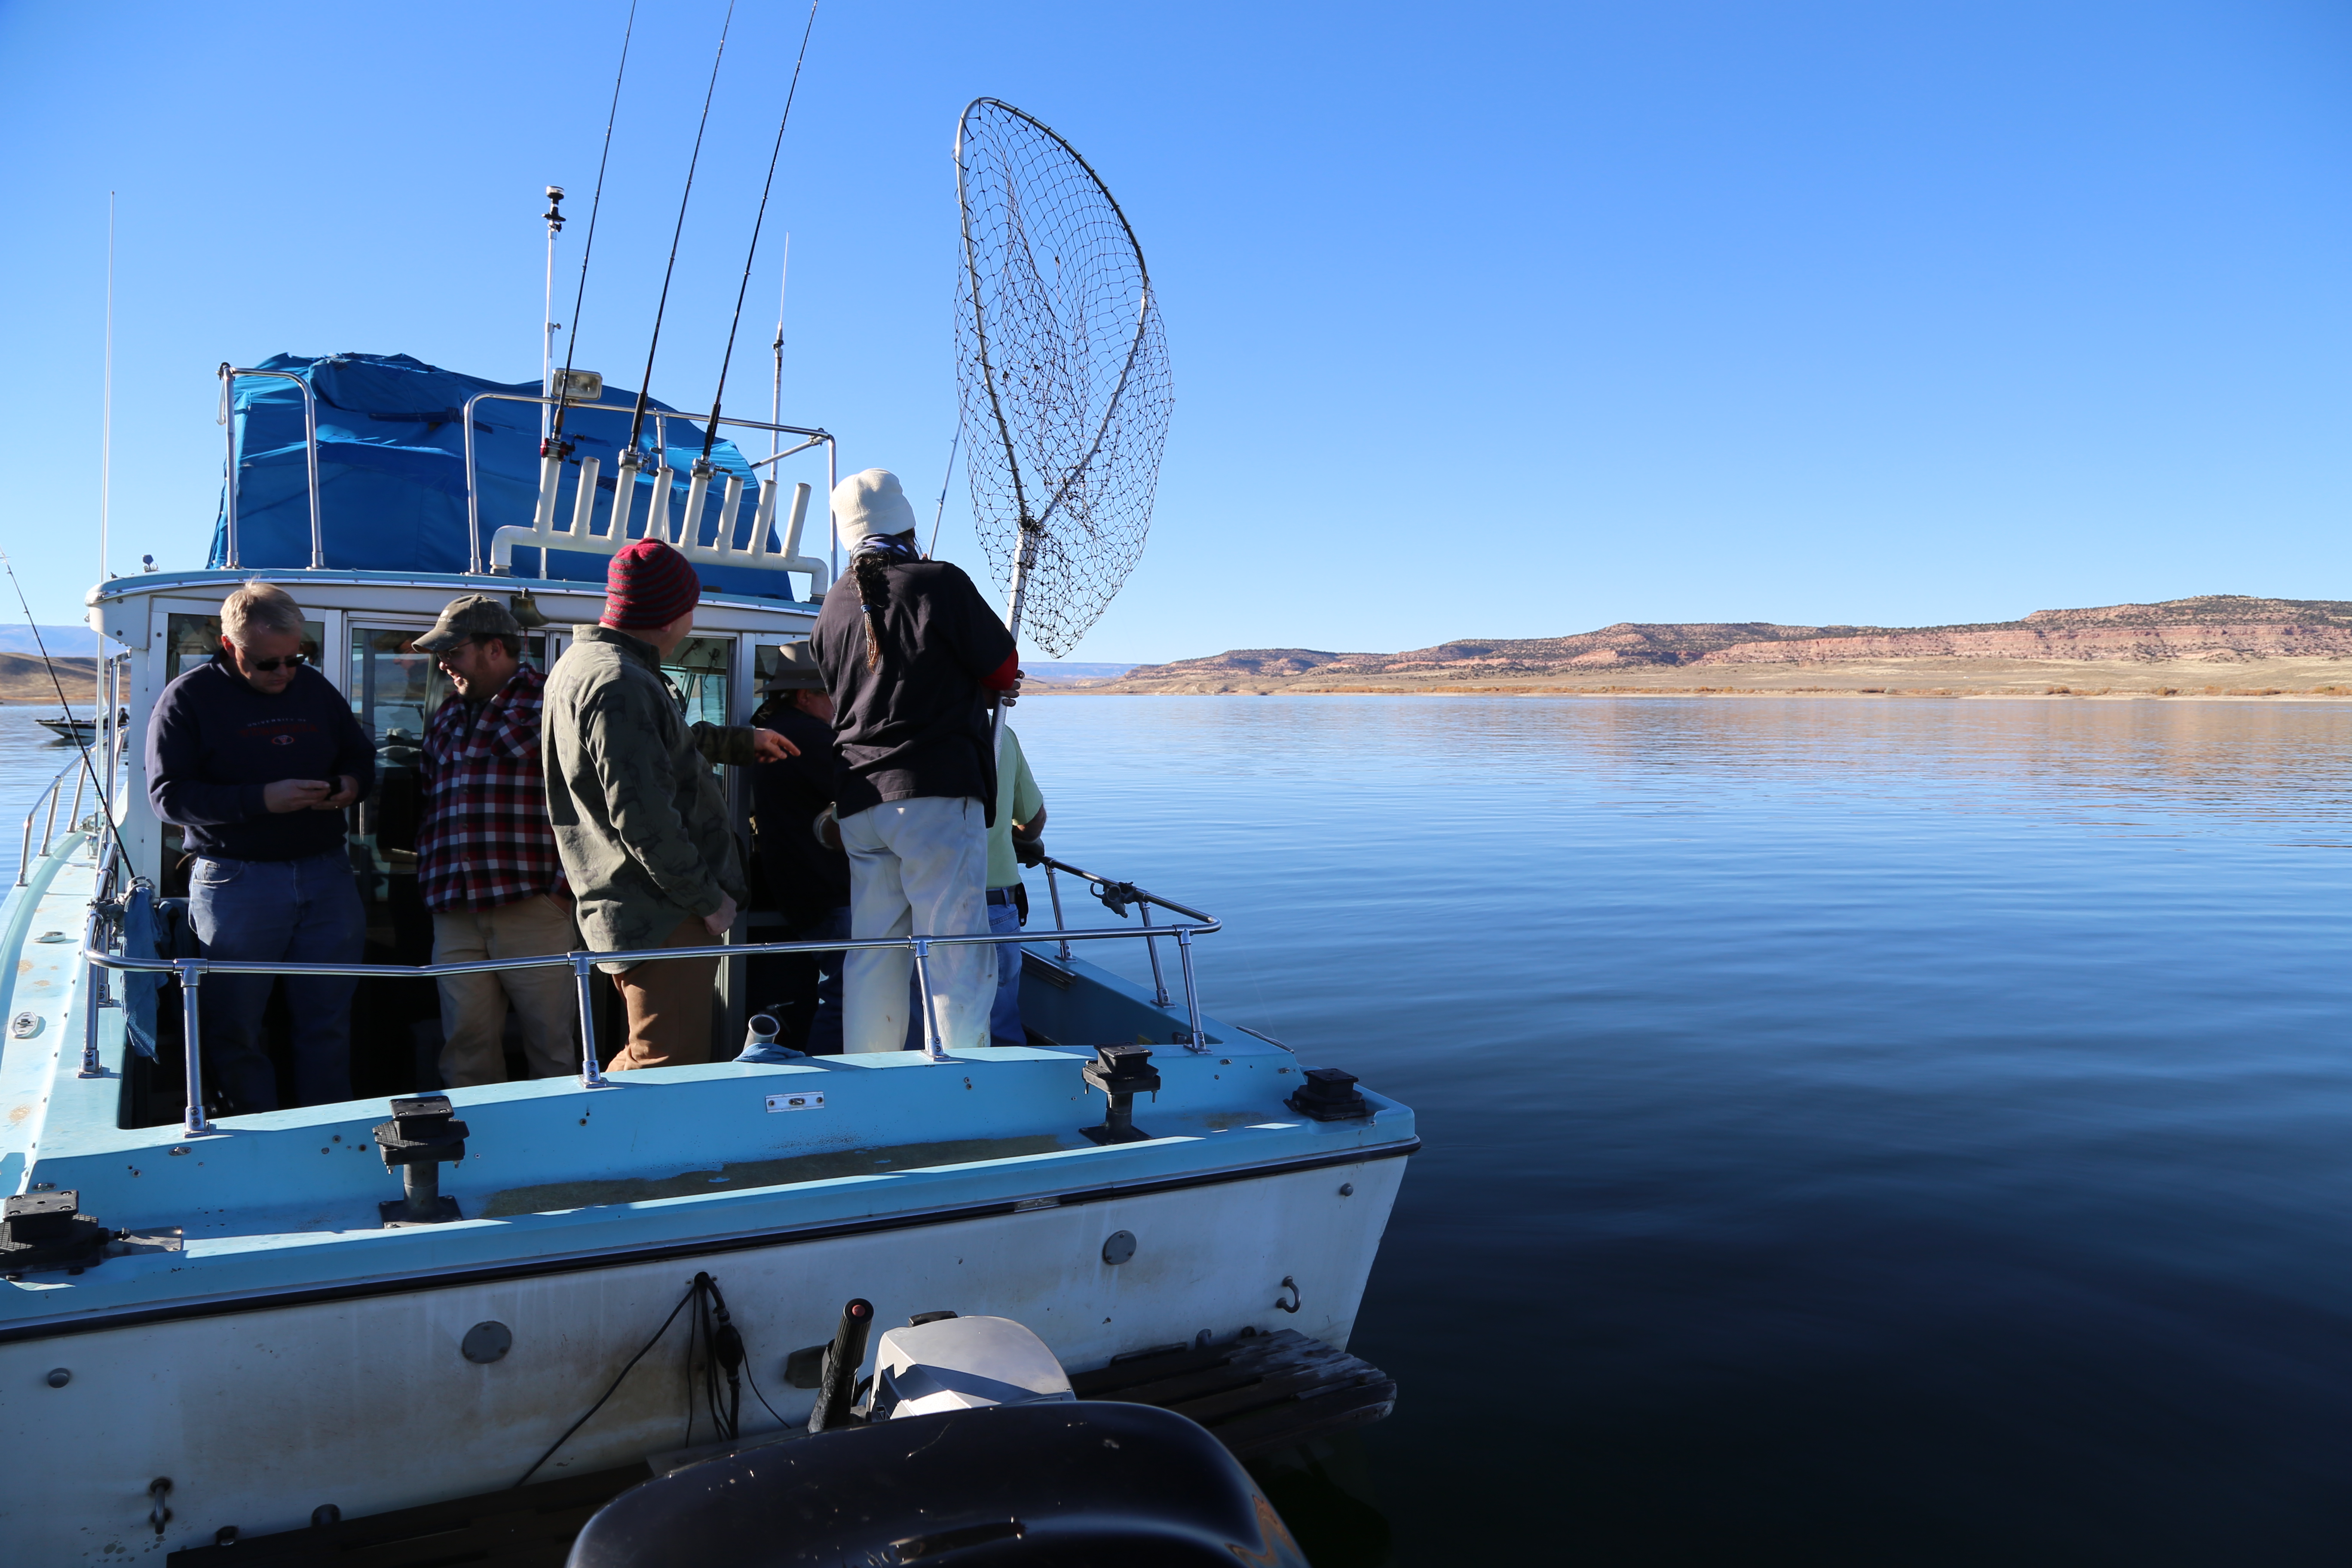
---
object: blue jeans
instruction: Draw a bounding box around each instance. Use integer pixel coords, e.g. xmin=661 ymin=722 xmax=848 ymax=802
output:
xmin=988 ymin=897 xmax=1025 ymax=1047
xmin=187 ymin=851 xmax=366 ymax=1111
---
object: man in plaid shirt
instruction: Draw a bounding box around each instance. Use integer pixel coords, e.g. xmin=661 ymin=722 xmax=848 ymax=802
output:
xmin=414 ymin=594 xmax=579 ymax=1085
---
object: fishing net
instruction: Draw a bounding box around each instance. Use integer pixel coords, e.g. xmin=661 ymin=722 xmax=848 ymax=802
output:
xmin=955 ymin=98 xmax=1171 ymax=656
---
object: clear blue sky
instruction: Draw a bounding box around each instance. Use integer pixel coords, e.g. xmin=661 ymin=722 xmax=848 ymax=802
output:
xmin=3 ymin=1 xmax=2347 ymax=660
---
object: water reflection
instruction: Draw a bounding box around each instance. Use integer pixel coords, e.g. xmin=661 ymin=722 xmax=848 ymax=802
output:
xmin=1011 ymin=696 xmax=2352 ymax=1567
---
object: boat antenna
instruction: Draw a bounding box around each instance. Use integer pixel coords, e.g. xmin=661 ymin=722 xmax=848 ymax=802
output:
xmin=100 ymin=190 xmax=113 ymax=585
xmin=699 ymin=0 xmax=821 ymax=460
xmin=548 ymin=0 xmax=640 ymax=448
xmin=0 ymin=543 xmax=125 ymax=871
xmin=99 ymin=191 xmax=115 ymax=781
xmin=626 ymin=0 xmax=738 ymax=455
xmin=540 ymin=184 xmax=566 ymax=443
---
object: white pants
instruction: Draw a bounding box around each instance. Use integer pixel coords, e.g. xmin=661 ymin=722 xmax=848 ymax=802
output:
xmin=840 ymin=796 xmax=992 ymax=1054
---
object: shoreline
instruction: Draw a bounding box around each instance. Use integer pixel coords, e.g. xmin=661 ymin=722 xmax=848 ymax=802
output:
xmin=1028 ymin=654 xmax=2352 ymax=702
xmin=1033 ymin=686 xmax=2352 ymax=701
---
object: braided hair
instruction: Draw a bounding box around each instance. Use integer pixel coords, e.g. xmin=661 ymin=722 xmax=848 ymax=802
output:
xmin=854 ymin=549 xmax=890 ymax=669
xmin=851 ymin=532 xmax=919 ymax=670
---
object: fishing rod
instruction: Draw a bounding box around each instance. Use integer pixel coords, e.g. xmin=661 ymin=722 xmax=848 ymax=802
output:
xmin=699 ymin=0 xmax=821 ymax=461
xmin=625 ymin=0 xmax=737 ymax=456
xmin=547 ymin=0 xmax=640 ymax=450
xmin=927 ymin=423 xmax=960 ymax=558
xmin=769 ymin=234 xmax=790 ymax=461
xmin=0 ymin=544 xmax=126 ymax=872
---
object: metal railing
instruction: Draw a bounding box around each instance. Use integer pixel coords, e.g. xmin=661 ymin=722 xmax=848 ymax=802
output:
xmin=1036 ymin=856 xmax=1214 ymax=1016
xmin=211 ymin=369 xmax=837 ymax=589
xmin=15 ymin=761 xmax=87 ymax=888
xmin=218 ymin=364 xmax=324 ymax=571
xmin=81 ymin=873 xmax=1221 ymax=1138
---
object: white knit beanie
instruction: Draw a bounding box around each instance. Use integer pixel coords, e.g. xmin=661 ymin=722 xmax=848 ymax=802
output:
xmin=831 ymin=469 xmax=918 ymax=547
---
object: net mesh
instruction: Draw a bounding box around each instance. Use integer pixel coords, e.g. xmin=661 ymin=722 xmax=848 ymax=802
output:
xmin=955 ymin=99 xmax=1171 ymax=656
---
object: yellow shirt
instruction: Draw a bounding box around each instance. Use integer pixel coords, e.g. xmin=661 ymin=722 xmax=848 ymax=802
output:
xmin=987 ymin=726 xmax=1045 ymax=890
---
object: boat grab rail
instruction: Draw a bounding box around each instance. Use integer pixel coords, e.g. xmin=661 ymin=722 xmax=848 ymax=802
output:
xmin=218 ymin=365 xmax=324 ymax=571
xmin=80 ymin=899 xmax=1222 ymax=1137
xmin=15 ymin=761 xmax=86 ymax=888
xmin=1035 ymin=856 xmax=1213 ymax=1012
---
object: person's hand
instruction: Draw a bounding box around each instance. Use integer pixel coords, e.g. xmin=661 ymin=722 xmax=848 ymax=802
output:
xmin=750 ymin=728 xmax=799 ymax=762
xmin=704 ymin=893 xmax=739 ymax=937
xmin=813 ymin=804 xmax=843 ymax=852
xmin=263 ymin=778 xmax=332 ymax=814
xmin=1014 ymin=835 xmax=1045 ymax=868
xmin=316 ymin=774 xmax=361 ymax=810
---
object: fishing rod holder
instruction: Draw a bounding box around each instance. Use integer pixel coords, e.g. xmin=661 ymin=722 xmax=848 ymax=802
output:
xmin=1081 ymin=1043 xmax=1159 ymax=1145
xmin=462 ymin=391 xmax=836 ymax=593
xmin=371 ymin=1095 xmax=469 ymax=1225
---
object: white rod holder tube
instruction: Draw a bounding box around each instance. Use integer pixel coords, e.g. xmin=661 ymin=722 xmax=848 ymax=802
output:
xmin=680 ymin=467 xmax=712 ymax=548
xmin=572 ymin=456 xmax=602 ymax=537
xmin=532 ymin=451 xmax=566 ymax=535
xmin=781 ymin=482 xmax=813 ymax=558
xmin=647 ymin=467 xmax=676 ymax=543
xmin=719 ymin=476 xmax=747 ymax=552
xmin=753 ymin=473 xmax=780 ymax=554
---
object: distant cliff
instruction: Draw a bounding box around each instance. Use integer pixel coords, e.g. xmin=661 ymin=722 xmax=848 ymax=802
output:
xmin=1072 ymin=597 xmax=2352 ymax=694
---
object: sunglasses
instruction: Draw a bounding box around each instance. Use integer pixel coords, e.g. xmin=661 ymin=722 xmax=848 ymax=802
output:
xmin=243 ymin=652 xmax=310 ymax=673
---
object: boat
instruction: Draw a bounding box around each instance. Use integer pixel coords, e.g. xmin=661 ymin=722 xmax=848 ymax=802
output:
xmin=33 ymin=717 xmax=95 ymax=745
xmin=0 ymin=349 xmax=1415 ymax=1560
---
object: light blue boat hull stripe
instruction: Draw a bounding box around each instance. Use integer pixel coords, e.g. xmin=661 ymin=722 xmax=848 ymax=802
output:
xmin=0 ymin=1136 xmax=1419 ymax=1347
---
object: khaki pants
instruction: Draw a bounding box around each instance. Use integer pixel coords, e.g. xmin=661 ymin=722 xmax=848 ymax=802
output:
xmin=432 ymin=896 xmax=583 ymax=1087
xmin=606 ymin=916 xmax=718 ymax=1072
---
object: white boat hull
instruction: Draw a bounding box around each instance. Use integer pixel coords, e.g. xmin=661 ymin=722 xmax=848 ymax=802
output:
xmin=1 ymin=1155 xmax=1403 ymax=1562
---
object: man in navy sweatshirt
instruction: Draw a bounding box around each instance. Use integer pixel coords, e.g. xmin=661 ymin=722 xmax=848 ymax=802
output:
xmin=146 ymin=580 xmax=375 ymax=1111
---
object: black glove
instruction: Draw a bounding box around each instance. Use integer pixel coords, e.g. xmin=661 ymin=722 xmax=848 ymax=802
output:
xmin=1014 ymin=836 xmax=1045 ymax=868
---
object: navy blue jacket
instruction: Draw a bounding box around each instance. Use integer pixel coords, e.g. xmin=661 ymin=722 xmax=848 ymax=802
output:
xmin=146 ymin=658 xmax=376 ymax=861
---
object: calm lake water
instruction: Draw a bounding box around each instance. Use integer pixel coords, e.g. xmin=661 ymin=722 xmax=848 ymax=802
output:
xmin=9 ymin=692 xmax=2352 ymax=1564
xmin=1008 ymin=694 xmax=2352 ymax=1567
xmin=0 ymin=703 xmax=95 ymax=887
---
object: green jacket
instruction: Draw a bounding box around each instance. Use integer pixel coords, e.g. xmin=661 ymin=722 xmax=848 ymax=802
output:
xmin=542 ymin=625 xmax=757 ymax=969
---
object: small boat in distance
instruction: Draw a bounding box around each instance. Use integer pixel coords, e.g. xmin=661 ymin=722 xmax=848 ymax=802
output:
xmin=34 ymin=715 xmax=96 ymax=744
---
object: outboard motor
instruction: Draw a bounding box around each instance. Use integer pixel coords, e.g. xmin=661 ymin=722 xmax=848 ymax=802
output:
xmin=862 ymin=1313 xmax=1075 ymax=1421
xmin=565 ymin=1400 xmax=1307 ymax=1567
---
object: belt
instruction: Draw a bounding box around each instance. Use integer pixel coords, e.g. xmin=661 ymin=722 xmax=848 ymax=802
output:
xmin=985 ymin=888 xmax=1017 ymax=905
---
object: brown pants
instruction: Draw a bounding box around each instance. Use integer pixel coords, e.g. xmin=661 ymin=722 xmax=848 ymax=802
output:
xmin=606 ymin=917 xmax=717 ymax=1072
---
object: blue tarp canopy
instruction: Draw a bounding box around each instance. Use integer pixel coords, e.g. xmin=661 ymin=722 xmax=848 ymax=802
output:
xmin=208 ymin=352 xmax=798 ymax=602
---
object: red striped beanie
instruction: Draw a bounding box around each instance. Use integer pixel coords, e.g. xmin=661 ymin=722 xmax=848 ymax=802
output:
xmin=600 ymin=539 xmax=701 ymax=631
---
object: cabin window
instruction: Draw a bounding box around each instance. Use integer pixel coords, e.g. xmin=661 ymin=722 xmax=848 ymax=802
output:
xmin=664 ymin=637 xmax=734 ymax=774
xmin=163 ymin=613 xmax=323 ymax=684
xmin=345 ymin=626 xmax=550 ymax=907
xmin=665 ymin=637 xmax=733 ymax=728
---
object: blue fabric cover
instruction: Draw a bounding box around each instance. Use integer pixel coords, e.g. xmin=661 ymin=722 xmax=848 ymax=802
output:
xmin=120 ymin=885 xmax=193 ymax=1062
xmin=207 ymin=352 xmax=797 ymax=602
